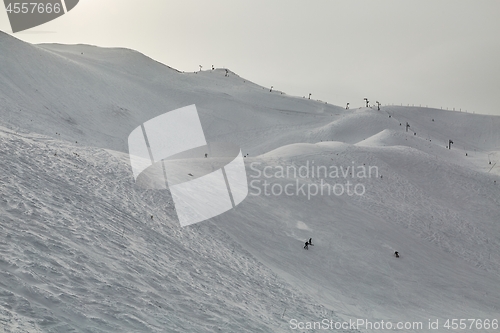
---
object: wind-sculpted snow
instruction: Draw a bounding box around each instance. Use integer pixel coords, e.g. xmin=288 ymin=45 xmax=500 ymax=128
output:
xmin=0 ymin=128 xmax=354 ymax=332
xmin=1 ymin=30 xmax=500 ymax=332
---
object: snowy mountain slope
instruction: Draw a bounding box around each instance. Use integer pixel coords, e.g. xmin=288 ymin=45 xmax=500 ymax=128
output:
xmin=217 ymin=143 xmax=500 ymax=329
xmin=2 ymin=30 xmax=499 ymax=166
xmin=0 ymin=31 xmax=347 ymax=156
xmin=0 ymin=127 xmax=352 ymax=333
xmin=1 ymin=30 xmax=500 ymax=333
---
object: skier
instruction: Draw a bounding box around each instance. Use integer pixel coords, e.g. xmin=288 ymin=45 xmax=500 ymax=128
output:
xmin=304 ymin=241 xmax=309 ymax=250
xmin=308 ymin=238 xmax=313 ymax=246
xmin=394 ymin=251 xmax=399 ymax=258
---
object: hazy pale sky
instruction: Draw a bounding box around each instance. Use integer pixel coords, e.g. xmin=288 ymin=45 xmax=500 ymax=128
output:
xmin=2 ymin=0 xmax=500 ymax=115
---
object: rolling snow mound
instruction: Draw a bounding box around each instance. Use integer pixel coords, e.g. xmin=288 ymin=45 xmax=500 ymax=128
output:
xmin=1 ymin=31 xmax=500 ymax=332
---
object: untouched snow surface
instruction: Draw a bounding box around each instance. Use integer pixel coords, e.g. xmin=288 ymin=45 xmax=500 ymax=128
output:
xmin=1 ymin=31 xmax=500 ymax=332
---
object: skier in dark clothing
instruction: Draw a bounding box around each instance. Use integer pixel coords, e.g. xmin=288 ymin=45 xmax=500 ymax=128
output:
xmin=308 ymin=238 xmax=313 ymax=246
xmin=394 ymin=251 xmax=399 ymax=258
xmin=304 ymin=241 xmax=309 ymax=250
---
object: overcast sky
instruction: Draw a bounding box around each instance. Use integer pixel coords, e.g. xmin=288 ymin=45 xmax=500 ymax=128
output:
xmin=2 ymin=0 xmax=500 ymax=115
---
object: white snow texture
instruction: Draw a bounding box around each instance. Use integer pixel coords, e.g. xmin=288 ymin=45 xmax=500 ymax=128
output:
xmin=0 ymin=31 xmax=500 ymax=332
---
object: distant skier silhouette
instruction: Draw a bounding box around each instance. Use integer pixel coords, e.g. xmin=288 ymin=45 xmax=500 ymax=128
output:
xmin=394 ymin=251 xmax=399 ymax=258
xmin=304 ymin=238 xmax=313 ymax=250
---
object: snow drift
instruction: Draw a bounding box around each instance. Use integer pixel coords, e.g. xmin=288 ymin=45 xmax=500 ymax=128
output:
xmin=1 ymin=31 xmax=500 ymax=332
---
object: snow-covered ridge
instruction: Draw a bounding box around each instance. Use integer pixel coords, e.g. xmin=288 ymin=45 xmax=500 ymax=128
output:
xmin=1 ymin=30 xmax=500 ymax=332
xmin=0 ymin=126 xmax=342 ymax=332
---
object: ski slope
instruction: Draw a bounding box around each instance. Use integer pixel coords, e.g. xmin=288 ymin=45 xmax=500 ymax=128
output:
xmin=1 ymin=31 xmax=500 ymax=332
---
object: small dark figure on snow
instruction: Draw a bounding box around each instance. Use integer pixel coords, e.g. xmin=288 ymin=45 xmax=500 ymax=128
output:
xmin=304 ymin=241 xmax=309 ymax=250
xmin=394 ymin=251 xmax=399 ymax=258
xmin=308 ymin=238 xmax=313 ymax=246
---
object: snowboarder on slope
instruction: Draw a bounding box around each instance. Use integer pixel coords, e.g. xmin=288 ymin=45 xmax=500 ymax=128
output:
xmin=394 ymin=251 xmax=399 ymax=258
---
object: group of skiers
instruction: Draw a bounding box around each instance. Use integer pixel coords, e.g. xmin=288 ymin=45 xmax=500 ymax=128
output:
xmin=303 ymin=238 xmax=399 ymax=258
